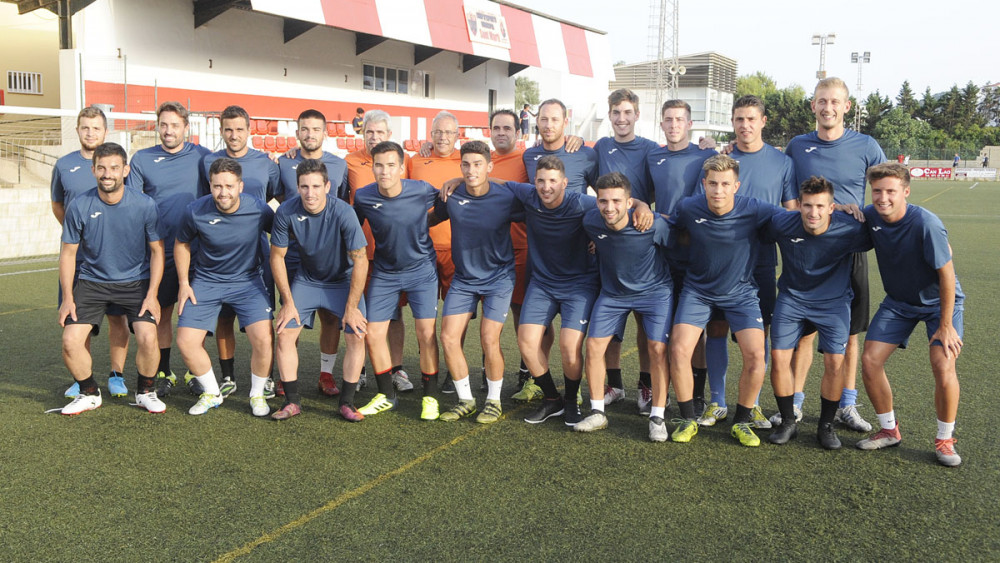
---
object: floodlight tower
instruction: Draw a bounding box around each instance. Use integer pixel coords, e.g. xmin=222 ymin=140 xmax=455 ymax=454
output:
xmin=851 ymin=51 xmax=871 ymax=130
xmin=811 ymin=32 xmax=836 ymax=79
xmin=649 ymin=0 xmax=681 ymax=142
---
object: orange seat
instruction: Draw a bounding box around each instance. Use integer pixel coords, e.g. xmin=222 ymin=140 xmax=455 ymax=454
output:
xmin=251 ymin=136 xmax=264 ymax=149
xmin=403 ymin=140 xmax=416 ymax=151
xmin=336 ymin=123 xmax=347 ymax=137
xmin=264 ymin=136 xmax=277 ymax=151
xmin=190 ymin=134 xmax=200 ymax=145
xmin=336 ymin=138 xmax=347 ymax=150
xmin=326 ymin=122 xmax=337 ymax=137
xmin=276 ymin=137 xmax=288 ymax=152
xmin=287 ymin=137 xmax=297 ymax=149
xmin=267 ymin=121 xmax=278 ymax=135
xmin=256 ymin=120 xmax=268 ymax=135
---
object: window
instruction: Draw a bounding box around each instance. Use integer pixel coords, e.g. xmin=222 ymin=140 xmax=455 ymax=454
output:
xmin=362 ymin=63 xmax=410 ymax=95
xmin=413 ymin=70 xmax=433 ymax=98
xmin=7 ymin=71 xmax=43 ymax=95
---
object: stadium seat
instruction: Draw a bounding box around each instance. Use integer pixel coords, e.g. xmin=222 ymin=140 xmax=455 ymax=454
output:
xmin=287 ymin=137 xmax=297 ymax=149
xmin=255 ymin=120 xmax=268 ymax=135
xmin=190 ymin=134 xmax=200 ymax=145
xmin=404 ymin=140 xmax=416 ymax=151
xmin=336 ymin=138 xmax=347 ymax=150
xmin=252 ymin=136 xmax=264 ymax=149
xmin=336 ymin=123 xmax=347 ymax=137
xmin=267 ymin=121 xmax=278 ymax=135
xmin=276 ymin=137 xmax=288 ymax=152
xmin=326 ymin=122 xmax=337 ymax=137
xmin=264 ymin=136 xmax=277 ymax=152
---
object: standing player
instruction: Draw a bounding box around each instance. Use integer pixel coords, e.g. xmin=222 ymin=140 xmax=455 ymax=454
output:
xmin=856 ymin=163 xmax=964 ymax=467
xmin=784 ymin=77 xmax=887 ymax=431
xmin=270 ymin=159 xmax=368 ymax=420
xmin=202 ymin=105 xmax=280 ymax=398
xmin=277 ymin=109 xmax=351 ymax=397
xmin=127 ymin=101 xmax=212 ymax=397
xmin=523 ymin=99 xmax=598 ymax=194
xmin=577 ymin=173 xmax=672 ymax=442
xmin=175 ymin=158 xmax=275 ymax=417
xmin=354 ymin=142 xmax=441 ymax=419
xmin=667 ymin=155 xmax=775 ymax=447
xmin=58 ymin=142 xmax=165 ymax=415
xmin=764 ymin=177 xmax=872 ymax=449
xmin=51 ymin=107 xmax=130 ymax=399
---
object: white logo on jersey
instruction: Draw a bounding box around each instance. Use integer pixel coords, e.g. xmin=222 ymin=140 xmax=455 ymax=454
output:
xmin=458 ymin=199 xmax=471 ymax=206
xmin=579 ymin=319 xmax=589 ymax=325
xmin=790 ymin=238 xmax=804 ymax=243
xmin=292 ymin=165 xmax=298 ymax=170
xmin=596 ymin=234 xmax=607 ymax=239
xmin=533 ymin=155 xmax=542 ymax=161
xmin=695 ymin=218 xmax=708 ymax=224
xmin=69 ymin=166 xmax=81 ymax=173
xmin=608 ymin=148 xmax=618 ymax=155
xmin=208 ymin=218 xmax=222 ymax=225
xmin=89 ymin=211 xmax=102 ymax=219
xmin=153 ymin=157 xmax=166 ymax=163
xmin=296 ymin=215 xmax=307 ymax=222
xmin=536 ymin=208 xmax=543 ymax=212
xmin=372 ymin=203 xmax=383 ymax=209
xmin=755 ymin=317 xmax=763 ymax=323
xmin=871 ymin=226 xmax=882 ymax=231
xmin=804 ymin=147 xmax=818 ymax=153
xmin=656 ymin=159 xmax=666 ymax=165
xmin=266 ymin=307 xmax=273 ymax=313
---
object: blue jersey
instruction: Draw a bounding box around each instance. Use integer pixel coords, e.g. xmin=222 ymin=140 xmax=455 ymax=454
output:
xmin=646 ymin=143 xmax=716 ymax=212
xmin=61 ymin=188 xmax=161 ymax=283
xmin=202 ymin=149 xmax=280 ymax=202
xmin=51 ymin=151 xmax=96 ymax=207
xmin=176 ymin=194 xmax=274 ymax=283
xmin=863 ymin=204 xmax=964 ymax=307
xmin=277 ymin=152 xmax=350 ymax=202
xmin=272 ymin=195 xmax=366 ymax=285
xmin=785 ymin=130 xmax=886 ymax=207
xmin=765 ymin=210 xmax=872 ymax=304
xmin=669 ymin=195 xmax=776 ymax=297
xmin=583 ymin=211 xmax=671 ymax=297
xmin=433 ymin=182 xmax=522 ymax=287
xmin=354 ymin=180 xmax=438 ymax=274
xmin=594 ymin=136 xmax=658 ymax=202
xmin=523 ymin=144 xmax=598 ymax=194
xmin=126 ymin=142 xmax=212 ymax=259
xmin=508 ymin=183 xmax=598 ymax=288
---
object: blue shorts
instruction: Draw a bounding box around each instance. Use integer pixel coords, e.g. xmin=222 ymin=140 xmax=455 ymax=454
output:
xmin=285 ymin=279 xmax=367 ymax=334
xmin=589 ymin=286 xmax=673 ymax=343
xmin=866 ymin=296 xmax=965 ymax=350
xmin=443 ymin=274 xmax=514 ymax=323
xmin=771 ymin=294 xmax=850 ymax=354
xmin=178 ymin=278 xmax=273 ymax=333
xmin=519 ymin=280 xmax=599 ymax=334
xmin=673 ymin=287 xmax=763 ymax=333
xmin=753 ymin=263 xmax=777 ymax=325
xmin=367 ymin=261 xmax=439 ymax=322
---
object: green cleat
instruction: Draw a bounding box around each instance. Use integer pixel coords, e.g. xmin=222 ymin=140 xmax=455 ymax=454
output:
xmin=357 ymin=393 xmax=397 ymax=416
xmin=439 ymin=399 xmax=477 ymax=422
xmin=420 ymin=396 xmax=440 ymax=421
xmin=749 ymin=404 xmax=772 ymax=429
xmin=670 ymin=418 xmax=699 ymax=443
xmin=731 ymin=422 xmax=761 ymax=447
xmin=155 ymin=371 xmax=177 ymax=398
xmin=696 ymin=402 xmax=728 ymax=427
xmin=512 ymin=379 xmax=543 ymax=401
xmin=476 ymin=400 xmax=502 ymax=424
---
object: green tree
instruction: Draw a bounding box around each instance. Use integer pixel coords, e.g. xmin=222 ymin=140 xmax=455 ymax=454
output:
xmin=861 ymin=91 xmax=892 ymax=134
xmin=761 ymin=85 xmax=813 ymax=146
xmin=917 ymin=86 xmax=938 ymax=122
xmin=978 ymin=83 xmax=1000 ymax=126
xmin=514 ymin=76 xmax=540 ymax=112
xmin=872 ymin=107 xmax=932 ymax=155
xmin=896 ymin=80 xmax=919 ymax=116
xmin=736 ymin=72 xmax=778 ymax=99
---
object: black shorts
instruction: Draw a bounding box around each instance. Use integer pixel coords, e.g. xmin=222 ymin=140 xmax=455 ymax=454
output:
xmin=66 ymin=279 xmax=156 ymax=332
xmin=848 ymin=252 xmax=870 ymax=334
xmin=157 ymin=260 xmax=179 ymax=307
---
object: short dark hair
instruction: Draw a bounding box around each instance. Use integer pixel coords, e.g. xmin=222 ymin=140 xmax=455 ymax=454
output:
xmin=866 ymin=162 xmax=910 ymax=187
xmin=608 ymin=89 xmax=640 ymax=111
xmin=538 ymin=98 xmax=567 ymax=118
xmin=209 ymin=157 xmax=242 ymax=180
xmin=220 ymin=105 xmax=250 ymax=127
xmin=595 ymin=171 xmax=631 ymax=193
xmin=92 ymin=142 xmax=127 ymax=165
xmin=491 ymin=109 xmax=519 ymax=130
xmin=356 ymin=107 xmax=365 ymax=114
xmin=661 ymin=99 xmax=691 ymax=120
xmin=460 ymin=140 xmax=491 ymax=162
xmin=157 ymin=101 xmax=189 ymax=125
xmin=370 ymin=141 xmax=404 ymax=162
xmin=536 ymin=155 xmax=565 ymax=174
xmin=799 ymin=176 xmax=834 ymax=198
xmin=77 ymin=106 xmax=107 ymax=128
xmin=297 ymin=109 xmax=327 ymax=126
xmin=732 ymin=95 xmax=766 ymax=116
xmin=296 ymin=158 xmax=328 ymax=183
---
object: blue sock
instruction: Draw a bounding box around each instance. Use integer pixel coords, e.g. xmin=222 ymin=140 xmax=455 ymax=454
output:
xmin=840 ymin=388 xmax=858 ymax=408
xmin=706 ymin=336 xmax=728 ymax=405
xmin=793 ymin=391 xmax=805 ymax=409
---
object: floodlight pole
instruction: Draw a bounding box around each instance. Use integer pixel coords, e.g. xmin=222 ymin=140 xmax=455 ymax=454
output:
xmin=811 ymin=32 xmax=836 ymax=79
xmin=851 ymin=51 xmax=870 ymax=130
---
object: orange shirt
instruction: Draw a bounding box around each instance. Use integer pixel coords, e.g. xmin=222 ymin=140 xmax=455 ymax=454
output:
xmin=491 ymin=148 xmax=529 ymax=250
xmin=406 ymin=151 xmax=462 ymax=250
xmin=345 ymin=149 xmax=410 ymax=260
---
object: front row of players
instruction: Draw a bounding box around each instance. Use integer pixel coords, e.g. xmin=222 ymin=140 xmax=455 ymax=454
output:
xmin=58 ymin=141 xmax=963 ymax=466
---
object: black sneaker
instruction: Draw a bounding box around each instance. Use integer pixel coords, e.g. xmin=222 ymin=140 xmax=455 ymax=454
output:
xmin=479 ymin=370 xmax=488 ymax=392
xmin=564 ymin=402 xmax=583 ymax=426
xmin=693 ymin=396 xmax=706 ymax=418
xmin=817 ymin=422 xmax=842 ymax=450
xmin=440 ymin=375 xmax=456 ymax=394
xmin=768 ymin=421 xmax=799 ymax=445
xmin=524 ymin=398 xmax=565 ymax=424
xmin=516 ymin=369 xmax=530 ymax=391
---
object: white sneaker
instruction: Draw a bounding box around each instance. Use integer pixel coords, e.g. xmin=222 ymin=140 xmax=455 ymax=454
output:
xmin=135 ymin=391 xmax=166 ymax=413
xmin=603 ymin=385 xmax=626 ymax=406
xmin=189 ymin=393 xmax=223 ymax=415
xmin=250 ymin=395 xmax=270 ymax=417
xmin=574 ymin=412 xmax=608 ymax=432
xmin=769 ymin=405 xmax=803 ymax=426
xmin=392 ymin=369 xmax=414 ymax=392
xmin=637 ymin=383 xmax=652 ymax=415
xmin=835 ymin=404 xmax=873 ymax=432
xmin=649 ymin=416 xmax=669 ymax=442
xmin=62 ymin=390 xmax=102 ymax=415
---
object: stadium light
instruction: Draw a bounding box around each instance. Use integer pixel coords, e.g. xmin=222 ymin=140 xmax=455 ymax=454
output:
xmin=811 ymin=33 xmax=836 ymax=79
xmin=851 ymin=51 xmax=871 ymax=130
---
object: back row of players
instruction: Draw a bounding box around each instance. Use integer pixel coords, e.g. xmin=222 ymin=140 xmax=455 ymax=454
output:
xmin=53 ymin=76 xmax=964 ymax=466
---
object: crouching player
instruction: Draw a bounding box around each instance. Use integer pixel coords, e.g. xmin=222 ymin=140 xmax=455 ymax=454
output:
xmin=857 ymin=163 xmax=965 ymax=467
xmin=271 ymin=159 xmax=369 ymax=420
xmin=765 ymin=177 xmax=872 ymax=449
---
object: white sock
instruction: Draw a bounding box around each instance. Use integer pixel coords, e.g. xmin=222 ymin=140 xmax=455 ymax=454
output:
xmin=876 ymin=411 xmax=896 ymax=430
xmin=249 ymin=373 xmax=267 ymax=397
xmin=196 ymin=369 xmax=220 ymax=396
xmin=936 ymin=419 xmax=955 ymax=440
xmin=650 ymin=406 xmax=665 ymax=419
xmin=590 ymin=399 xmax=604 ymax=412
xmin=486 ymin=378 xmax=502 ymax=401
xmin=320 ymin=353 xmax=337 ymax=374
xmin=455 ymin=376 xmax=474 ymax=401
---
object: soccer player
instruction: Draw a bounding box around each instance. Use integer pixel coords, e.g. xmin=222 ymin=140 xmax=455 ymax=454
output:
xmin=577 ymin=173 xmax=673 ymax=442
xmin=277 ymin=109 xmax=351 ymax=397
xmin=202 ymin=105 xmax=280 ymax=398
xmin=270 ymin=159 xmax=368 ymax=420
xmin=344 ymin=109 xmax=411 ymax=392
xmin=667 ymin=155 xmax=775 ymax=447
xmin=695 ymin=95 xmax=797 ymax=429
xmin=58 ymin=142 xmax=165 ymax=415
xmin=523 ymin=98 xmax=598 ymax=194
xmin=646 ymin=99 xmax=717 ymax=417
xmin=51 ymin=106 xmax=130 ymax=400
xmin=784 ymin=77 xmax=887 ymax=431
xmin=432 ymin=141 xmax=522 ymax=423
xmin=856 ymin=163 xmax=964 ymax=467
xmin=354 ymin=141 xmax=441 ymax=420
xmin=175 ymin=158 xmax=275 ymax=417
xmin=764 ymin=177 xmax=872 ymax=449
xmin=126 ymin=101 xmax=212 ymax=397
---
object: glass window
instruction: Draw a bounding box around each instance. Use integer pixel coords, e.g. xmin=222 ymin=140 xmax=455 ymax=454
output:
xmin=363 ymin=64 xmax=374 ymax=90
xmin=374 ymin=66 xmax=385 ymax=91
xmin=397 ymin=69 xmax=408 ymax=94
xmin=386 ymin=68 xmax=397 ymax=93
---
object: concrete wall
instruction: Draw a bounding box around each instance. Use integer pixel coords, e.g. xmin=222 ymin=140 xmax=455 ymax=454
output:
xmin=0 ymin=187 xmax=60 ymax=259
xmin=0 ymin=4 xmax=62 ymax=108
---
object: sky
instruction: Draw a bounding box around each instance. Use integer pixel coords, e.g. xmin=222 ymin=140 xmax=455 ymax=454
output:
xmin=519 ymin=0 xmax=1000 ymax=99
